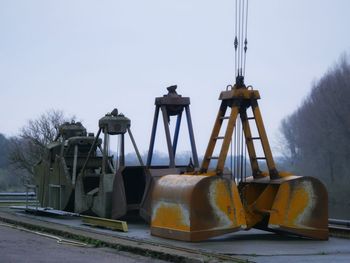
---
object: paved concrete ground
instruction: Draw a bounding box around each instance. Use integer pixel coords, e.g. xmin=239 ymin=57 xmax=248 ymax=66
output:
xmin=2 ymin=208 xmax=350 ymax=262
xmin=23 ymin=213 xmax=350 ymax=262
xmin=0 ymin=224 xmax=167 ymax=263
xmin=106 ymin=222 xmax=350 ymax=262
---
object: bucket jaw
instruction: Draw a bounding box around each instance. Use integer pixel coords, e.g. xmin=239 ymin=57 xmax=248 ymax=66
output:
xmin=74 ymin=172 xmax=114 ymax=218
xmin=139 ymin=168 xmax=181 ymax=223
xmin=239 ymin=174 xmax=328 ymax=240
xmin=150 ymin=85 xmax=329 ymax=241
xmin=151 ymin=174 xmax=246 ymax=241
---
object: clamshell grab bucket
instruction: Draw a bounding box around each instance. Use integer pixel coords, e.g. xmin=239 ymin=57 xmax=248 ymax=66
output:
xmin=150 ymin=84 xmax=328 ymax=241
xmin=151 ymin=174 xmax=246 ymax=241
xmin=239 ymin=174 xmax=328 ymax=240
xmin=141 ymin=86 xmax=200 ymax=223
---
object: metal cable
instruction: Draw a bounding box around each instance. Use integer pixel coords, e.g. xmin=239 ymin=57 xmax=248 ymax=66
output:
xmin=244 ymin=136 xmax=247 ymax=181
xmin=237 ymin=119 xmax=241 ymax=182
xmin=234 ymin=0 xmax=238 ymax=77
xmin=234 ymin=119 xmax=237 ymax=180
xmin=234 ymin=0 xmax=249 ymax=78
xmin=243 ymin=0 xmax=249 ymax=76
xmin=230 ymin=138 xmax=233 ymax=181
xmin=240 ymin=121 xmax=244 ymax=182
xmin=240 ymin=0 xmax=245 ymax=77
xmin=238 ymin=0 xmax=242 ymax=75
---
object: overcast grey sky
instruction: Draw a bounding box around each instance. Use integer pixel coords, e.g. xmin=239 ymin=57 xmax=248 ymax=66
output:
xmin=1 ymin=0 xmax=350 ymax=157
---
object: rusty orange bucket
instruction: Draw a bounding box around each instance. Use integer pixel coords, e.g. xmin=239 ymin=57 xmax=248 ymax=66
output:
xmin=239 ymin=173 xmax=328 ymax=240
xmin=151 ymin=174 xmax=246 ymax=241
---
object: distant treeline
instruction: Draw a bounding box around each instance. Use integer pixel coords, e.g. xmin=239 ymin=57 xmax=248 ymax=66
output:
xmin=0 ymin=134 xmax=9 ymax=168
xmin=0 ymin=134 xmax=25 ymax=191
xmin=280 ymin=55 xmax=350 ymax=219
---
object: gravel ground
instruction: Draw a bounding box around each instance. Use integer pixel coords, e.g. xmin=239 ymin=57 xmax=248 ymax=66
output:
xmin=0 ymin=224 xmax=168 ymax=263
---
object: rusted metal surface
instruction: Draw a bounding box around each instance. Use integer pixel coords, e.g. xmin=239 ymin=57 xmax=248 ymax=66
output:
xmin=141 ymin=86 xmax=199 ymax=223
xmin=33 ymin=108 xmax=145 ymax=220
xmin=111 ymin=166 xmax=147 ymax=219
xmin=33 ymin=121 xmax=101 ymax=212
xmin=146 ymin=85 xmax=199 ymax=168
xmin=139 ymin=167 xmax=181 ymax=223
xmin=222 ymin=85 xmax=328 ymax=240
xmin=76 ymin=109 xmax=144 ymax=219
xmin=240 ymin=174 xmax=329 ymax=240
xmin=150 ymin=84 xmax=329 ymax=241
xmin=151 ymin=174 xmax=246 ymax=241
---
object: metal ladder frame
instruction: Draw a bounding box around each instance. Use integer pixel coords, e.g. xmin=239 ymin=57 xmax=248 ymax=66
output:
xmin=201 ymin=86 xmax=279 ymax=179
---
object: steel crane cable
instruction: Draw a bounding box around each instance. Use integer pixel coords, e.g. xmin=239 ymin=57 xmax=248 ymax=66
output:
xmin=240 ymin=120 xmax=244 ymax=182
xmin=233 ymin=0 xmax=249 ymax=182
xmin=244 ymin=134 xmax=247 ymax=181
xmin=237 ymin=119 xmax=240 ymax=181
xmin=234 ymin=0 xmax=238 ymax=77
xmin=243 ymin=0 xmax=249 ymax=76
xmin=234 ymin=119 xmax=238 ymax=181
xmin=234 ymin=0 xmax=249 ymax=78
xmin=237 ymin=0 xmax=241 ymax=77
xmin=239 ymin=0 xmax=243 ymax=76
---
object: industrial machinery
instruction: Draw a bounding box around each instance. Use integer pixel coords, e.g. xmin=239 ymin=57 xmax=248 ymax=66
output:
xmin=150 ymin=0 xmax=328 ymax=241
xmin=33 ymin=111 xmax=141 ymax=218
xmin=151 ymin=79 xmax=328 ymax=241
xmin=139 ymin=85 xmax=199 ymax=222
xmin=75 ymin=109 xmax=144 ymax=218
xmin=110 ymin=85 xmax=199 ymax=222
xmin=34 ymin=121 xmax=98 ymax=211
xmin=33 ymin=85 xmax=198 ymax=222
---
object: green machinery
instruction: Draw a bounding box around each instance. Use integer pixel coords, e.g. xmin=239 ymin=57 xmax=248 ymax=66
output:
xmin=34 ymin=121 xmax=96 ymax=211
xmin=33 ymin=86 xmax=199 ymax=222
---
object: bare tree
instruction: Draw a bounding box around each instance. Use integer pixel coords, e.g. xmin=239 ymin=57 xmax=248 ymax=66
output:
xmin=279 ymin=54 xmax=350 ymax=219
xmin=8 ymin=109 xmax=75 ymax=178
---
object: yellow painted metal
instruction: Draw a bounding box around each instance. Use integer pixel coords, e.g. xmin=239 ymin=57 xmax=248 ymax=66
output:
xmin=201 ymin=105 xmax=227 ymax=172
xmin=270 ymin=176 xmax=328 ymax=239
xmin=81 ymin=215 xmax=128 ymax=232
xmin=240 ymin=175 xmax=328 ymax=240
xmin=217 ymin=107 xmax=239 ymax=173
xmin=251 ymin=102 xmax=278 ymax=178
xmin=151 ymin=84 xmax=328 ymax=241
xmin=219 ymin=88 xmax=260 ymax=100
xmin=240 ymin=111 xmax=260 ymax=175
xmin=151 ymin=174 xmax=246 ymax=241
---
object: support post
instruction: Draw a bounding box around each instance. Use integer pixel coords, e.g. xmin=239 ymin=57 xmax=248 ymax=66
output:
xmin=172 ymin=113 xmax=182 ymax=156
xmin=161 ymin=105 xmax=175 ymax=168
xmin=146 ymin=106 xmax=160 ymax=167
xmin=185 ymin=105 xmax=199 ymax=168
xmin=128 ymin=127 xmax=144 ymax=166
